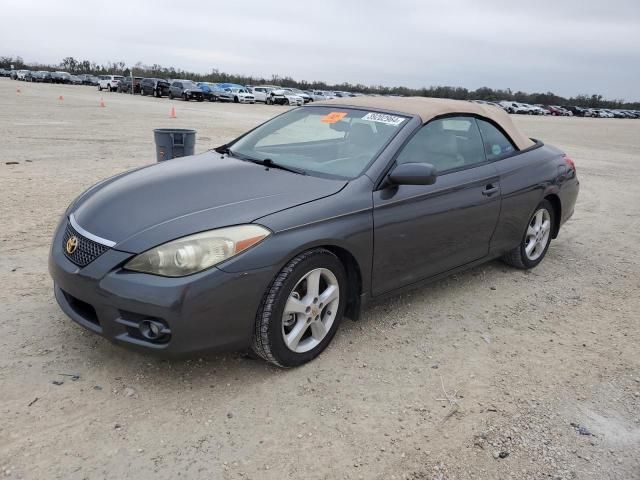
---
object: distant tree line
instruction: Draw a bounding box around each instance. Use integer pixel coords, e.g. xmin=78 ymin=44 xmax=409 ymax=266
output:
xmin=2 ymin=54 xmax=638 ymax=109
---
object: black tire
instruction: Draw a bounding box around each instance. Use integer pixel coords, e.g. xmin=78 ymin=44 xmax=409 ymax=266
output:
xmin=234 ymin=96 xmax=239 ymax=103
xmin=182 ymin=93 xmax=188 ymax=101
xmin=98 ymin=85 xmax=102 ymax=91
xmin=502 ymin=199 xmax=555 ymax=269
xmin=141 ymin=88 xmax=146 ymax=96
xmin=252 ymin=248 xmax=347 ymax=368
xmin=285 ymin=99 xmax=290 ymax=106
xmin=169 ymin=92 xmax=174 ymax=99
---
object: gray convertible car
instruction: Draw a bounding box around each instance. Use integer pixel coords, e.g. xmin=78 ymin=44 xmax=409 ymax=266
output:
xmin=49 ymin=97 xmax=579 ymax=367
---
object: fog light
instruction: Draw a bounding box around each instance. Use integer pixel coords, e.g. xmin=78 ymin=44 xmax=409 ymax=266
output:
xmin=139 ymin=319 xmax=166 ymax=340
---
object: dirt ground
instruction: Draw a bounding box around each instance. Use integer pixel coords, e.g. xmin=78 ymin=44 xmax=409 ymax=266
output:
xmin=0 ymin=79 xmax=639 ymax=480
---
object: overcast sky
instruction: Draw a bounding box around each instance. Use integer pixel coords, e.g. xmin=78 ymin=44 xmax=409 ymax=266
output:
xmin=2 ymin=0 xmax=639 ymax=100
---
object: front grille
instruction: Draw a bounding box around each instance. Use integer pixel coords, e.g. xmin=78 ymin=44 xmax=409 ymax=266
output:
xmin=62 ymin=223 xmax=109 ymax=267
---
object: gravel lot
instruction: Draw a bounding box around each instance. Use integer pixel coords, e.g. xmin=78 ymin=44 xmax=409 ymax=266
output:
xmin=1 ymin=79 xmax=639 ymax=480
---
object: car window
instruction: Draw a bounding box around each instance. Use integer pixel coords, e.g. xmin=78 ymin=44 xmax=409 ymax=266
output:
xmin=476 ymin=119 xmax=517 ymax=160
xmin=396 ymin=116 xmax=485 ymax=172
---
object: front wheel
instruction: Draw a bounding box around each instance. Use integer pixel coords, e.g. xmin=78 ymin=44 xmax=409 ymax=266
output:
xmin=502 ymin=200 xmax=555 ymax=269
xmin=252 ymin=248 xmax=346 ymax=368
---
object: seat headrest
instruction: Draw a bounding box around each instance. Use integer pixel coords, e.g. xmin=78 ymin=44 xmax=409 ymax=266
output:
xmin=423 ymin=131 xmax=458 ymax=156
xmin=348 ymin=123 xmax=375 ymax=147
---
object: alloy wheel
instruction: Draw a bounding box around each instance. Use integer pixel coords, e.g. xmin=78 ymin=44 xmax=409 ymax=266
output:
xmin=281 ymin=268 xmax=340 ymax=353
xmin=524 ymin=208 xmax=551 ymax=261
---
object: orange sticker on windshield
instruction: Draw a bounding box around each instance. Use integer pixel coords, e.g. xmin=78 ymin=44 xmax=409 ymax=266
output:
xmin=321 ymin=112 xmax=348 ymax=124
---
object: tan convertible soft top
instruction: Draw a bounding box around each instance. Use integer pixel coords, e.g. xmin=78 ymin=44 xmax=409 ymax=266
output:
xmin=316 ymin=96 xmax=535 ymax=150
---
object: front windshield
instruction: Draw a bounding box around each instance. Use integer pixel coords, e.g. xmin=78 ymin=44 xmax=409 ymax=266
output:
xmin=230 ymin=107 xmax=408 ymax=179
xmin=183 ymin=81 xmax=198 ymax=89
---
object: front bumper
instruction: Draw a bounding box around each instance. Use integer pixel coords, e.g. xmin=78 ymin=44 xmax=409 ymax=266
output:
xmin=49 ymin=220 xmax=277 ymax=356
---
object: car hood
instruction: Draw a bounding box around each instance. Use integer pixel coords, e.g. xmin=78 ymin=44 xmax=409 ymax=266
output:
xmin=71 ymin=151 xmax=347 ymax=253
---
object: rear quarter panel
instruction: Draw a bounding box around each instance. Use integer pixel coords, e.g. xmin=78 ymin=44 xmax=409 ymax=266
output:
xmin=490 ymin=143 xmax=576 ymax=255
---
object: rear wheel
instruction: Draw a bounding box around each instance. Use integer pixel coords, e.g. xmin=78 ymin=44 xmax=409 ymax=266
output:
xmin=502 ymin=200 xmax=555 ymax=269
xmin=252 ymin=249 xmax=346 ymax=368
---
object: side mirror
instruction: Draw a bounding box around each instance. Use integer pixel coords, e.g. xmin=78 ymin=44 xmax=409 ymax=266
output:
xmin=388 ymin=162 xmax=437 ymax=186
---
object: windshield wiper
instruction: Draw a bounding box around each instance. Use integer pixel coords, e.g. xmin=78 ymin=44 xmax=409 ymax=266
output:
xmin=238 ymin=155 xmax=306 ymax=175
xmin=261 ymin=158 xmax=306 ymax=175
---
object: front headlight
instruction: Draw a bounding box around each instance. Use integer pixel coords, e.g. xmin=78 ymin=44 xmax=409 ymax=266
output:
xmin=124 ymin=225 xmax=270 ymax=277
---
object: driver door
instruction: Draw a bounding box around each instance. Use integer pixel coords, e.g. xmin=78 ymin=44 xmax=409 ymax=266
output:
xmin=372 ymin=116 xmax=501 ymax=296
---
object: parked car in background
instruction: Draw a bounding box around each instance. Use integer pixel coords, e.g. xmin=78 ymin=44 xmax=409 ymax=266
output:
xmin=196 ymin=82 xmax=218 ymax=101
xmin=499 ymin=101 xmax=530 ymax=114
xmin=334 ymin=91 xmax=354 ymax=98
xmin=169 ymin=80 xmax=205 ymax=101
xmin=51 ymin=71 xmax=72 ymax=84
xmin=216 ymin=87 xmax=256 ymax=103
xmin=15 ymin=70 xmax=30 ymax=80
xmin=619 ymin=110 xmax=640 ymax=118
xmin=98 ymin=75 xmax=123 ymax=92
xmin=247 ymin=86 xmax=272 ymax=103
xmin=304 ymin=90 xmax=324 ymax=101
xmin=69 ymin=75 xmax=83 ymax=85
xmin=266 ymin=88 xmax=304 ymax=106
xmin=0 ymin=68 xmax=11 ymax=77
xmin=118 ymin=76 xmax=143 ymax=93
xmin=544 ymin=105 xmax=565 ymax=116
xmin=140 ymin=78 xmax=171 ymax=97
xmin=283 ymin=88 xmax=312 ymax=103
xmin=77 ymin=74 xmax=99 ymax=86
xmin=562 ymin=106 xmax=586 ymax=117
xmin=532 ymin=105 xmax=550 ymax=115
xmin=31 ymin=71 xmax=51 ymax=82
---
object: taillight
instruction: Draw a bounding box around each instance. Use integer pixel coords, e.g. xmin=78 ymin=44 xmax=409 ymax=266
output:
xmin=564 ymin=155 xmax=576 ymax=172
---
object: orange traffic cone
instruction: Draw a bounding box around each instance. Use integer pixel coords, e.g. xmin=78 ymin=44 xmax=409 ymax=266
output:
xmin=100 ymin=97 xmax=105 ymax=108
xmin=170 ymin=106 xmax=177 ymax=119
xmin=58 ymin=95 xmax=64 ymax=102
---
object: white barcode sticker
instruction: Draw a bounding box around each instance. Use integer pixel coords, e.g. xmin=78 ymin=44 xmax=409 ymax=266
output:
xmin=361 ymin=112 xmax=406 ymax=126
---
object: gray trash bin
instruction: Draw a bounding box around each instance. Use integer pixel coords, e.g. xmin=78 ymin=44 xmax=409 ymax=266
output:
xmin=153 ymin=128 xmax=196 ymax=162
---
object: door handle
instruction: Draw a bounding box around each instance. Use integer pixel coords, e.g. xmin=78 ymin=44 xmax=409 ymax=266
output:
xmin=482 ymin=184 xmax=499 ymax=196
